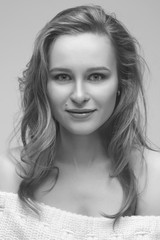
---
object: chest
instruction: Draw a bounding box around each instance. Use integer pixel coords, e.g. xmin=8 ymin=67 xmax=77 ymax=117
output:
xmin=35 ymin=170 xmax=123 ymax=217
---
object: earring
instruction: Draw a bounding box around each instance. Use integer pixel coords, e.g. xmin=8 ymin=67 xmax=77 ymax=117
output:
xmin=117 ymin=90 xmax=120 ymax=96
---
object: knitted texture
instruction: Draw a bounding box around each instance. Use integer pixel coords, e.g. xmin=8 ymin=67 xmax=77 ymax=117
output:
xmin=0 ymin=191 xmax=160 ymax=239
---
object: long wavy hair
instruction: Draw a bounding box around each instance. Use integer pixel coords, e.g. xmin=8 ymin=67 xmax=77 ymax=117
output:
xmin=16 ymin=4 xmax=151 ymax=225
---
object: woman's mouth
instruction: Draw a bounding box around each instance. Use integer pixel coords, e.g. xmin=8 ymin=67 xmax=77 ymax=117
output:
xmin=66 ymin=109 xmax=96 ymax=119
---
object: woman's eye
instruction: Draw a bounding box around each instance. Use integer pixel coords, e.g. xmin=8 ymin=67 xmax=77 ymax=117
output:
xmin=54 ymin=74 xmax=71 ymax=81
xmin=89 ymin=73 xmax=105 ymax=82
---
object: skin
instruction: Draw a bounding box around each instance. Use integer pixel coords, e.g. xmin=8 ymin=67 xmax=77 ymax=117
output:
xmin=47 ymin=33 xmax=118 ymax=170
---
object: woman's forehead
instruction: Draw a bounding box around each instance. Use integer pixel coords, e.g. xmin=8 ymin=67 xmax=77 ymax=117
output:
xmin=48 ymin=33 xmax=116 ymax=71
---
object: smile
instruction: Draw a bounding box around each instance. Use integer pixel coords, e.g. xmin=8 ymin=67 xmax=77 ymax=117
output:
xmin=66 ymin=109 xmax=96 ymax=119
xmin=66 ymin=109 xmax=96 ymax=113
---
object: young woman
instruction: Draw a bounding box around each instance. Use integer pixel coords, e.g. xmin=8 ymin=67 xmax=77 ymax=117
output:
xmin=0 ymin=4 xmax=160 ymax=239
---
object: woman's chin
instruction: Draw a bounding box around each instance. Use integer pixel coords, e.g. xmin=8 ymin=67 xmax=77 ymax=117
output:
xmin=60 ymin=124 xmax=100 ymax=136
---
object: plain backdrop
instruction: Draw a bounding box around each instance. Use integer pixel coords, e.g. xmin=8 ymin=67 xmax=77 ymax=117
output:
xmin=0 ymin=0 xmax=160 ymax=153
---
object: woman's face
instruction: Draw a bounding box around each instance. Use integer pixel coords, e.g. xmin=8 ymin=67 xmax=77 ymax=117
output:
xmin=47 ymin=33 xmax=118 ymax=135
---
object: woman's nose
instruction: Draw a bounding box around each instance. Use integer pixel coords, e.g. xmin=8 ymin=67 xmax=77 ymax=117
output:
xmin=70 ymin=81 xmax=90 ymax=105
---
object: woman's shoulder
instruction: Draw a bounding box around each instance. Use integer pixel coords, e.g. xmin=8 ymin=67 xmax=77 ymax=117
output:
xmin=133 ymin=148 xmax=160 ymax=215
xmin=144 ymin=148 xmax=160 ymax=203
xmin=0 ymin=147 xmax=22 ymax=193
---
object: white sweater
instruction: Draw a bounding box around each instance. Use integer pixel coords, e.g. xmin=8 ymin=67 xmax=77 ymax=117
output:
xmin=0 ymin=191 xmax=160 ymax=240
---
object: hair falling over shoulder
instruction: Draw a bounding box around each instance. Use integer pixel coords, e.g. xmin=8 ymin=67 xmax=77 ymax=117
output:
xmin=12 ymin=4 xmax=153 ymax=226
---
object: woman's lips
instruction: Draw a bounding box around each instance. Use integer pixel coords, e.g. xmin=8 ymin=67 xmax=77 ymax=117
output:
xmin=66 ymin=109 xmax=96 ymax=119
xmin=66 ymin=109 xmax=96 ymax=113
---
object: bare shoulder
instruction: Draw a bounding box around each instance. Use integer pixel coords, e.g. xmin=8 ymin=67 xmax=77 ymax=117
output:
xmin=0 ymin=147 xmax=22 ymax=193
xmin=135 ymin=148 xmax=160 ymax=215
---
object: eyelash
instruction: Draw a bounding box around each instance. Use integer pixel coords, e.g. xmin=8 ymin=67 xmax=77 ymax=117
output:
xmin=52 ymin=73 xmax=106 ymax=82
xmin=89 ymin=73 xmax=106 ymax=81
xmin=54 ymin=74 xmax=71 ymax=81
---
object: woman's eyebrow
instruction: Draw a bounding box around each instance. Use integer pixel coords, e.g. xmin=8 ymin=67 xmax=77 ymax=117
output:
xmin=86 ymin=67 xmax=111 ymax=72
xmin=49 ymin=68 xmax=72 ymax=73
xmin=49 ymin=67 xmax=110 ymax=73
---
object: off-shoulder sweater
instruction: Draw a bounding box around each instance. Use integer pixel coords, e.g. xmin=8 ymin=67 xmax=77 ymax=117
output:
xmin=0 ymin=191 xmax=160 ymax=239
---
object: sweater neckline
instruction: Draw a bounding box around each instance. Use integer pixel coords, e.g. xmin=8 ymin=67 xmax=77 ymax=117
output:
xmin=1 ymin=191 xmax=160 ymax=223
xmin=37 ymin=198 xmax=110 ymax=221
xmin=0 ymin=191 xmax=109 ymax=221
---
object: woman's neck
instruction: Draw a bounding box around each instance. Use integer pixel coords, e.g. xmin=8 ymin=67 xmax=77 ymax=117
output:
xmin=55 ymin=126 xmax=109 ymax=171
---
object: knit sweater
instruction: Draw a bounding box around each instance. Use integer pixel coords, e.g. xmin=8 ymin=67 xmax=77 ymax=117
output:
xmin=0 ymin=191 xmax=160 ymax=239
